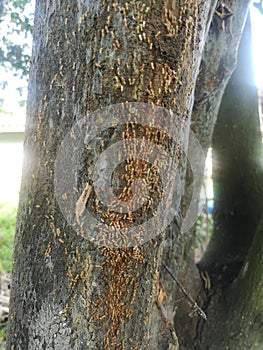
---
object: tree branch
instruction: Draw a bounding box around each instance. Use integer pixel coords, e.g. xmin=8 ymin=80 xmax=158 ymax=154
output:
xmin=162 ymin=264 xmax=207 ymax=320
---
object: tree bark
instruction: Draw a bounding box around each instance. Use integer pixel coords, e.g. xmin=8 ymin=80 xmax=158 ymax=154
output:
xmin=164 ymin=1 xmax=251 ymax=348
xmin=199 ymin=12 xmax=263 ymax=288
xmin=197 ymin=14 xmax=263 ymax=350
xmin=197 ymin=215 xmax=263 ymax=350
xmin=7 ymin=1 xmax=212 ymax=349
xmin=7 ymin=1 xmax=262 ymax=349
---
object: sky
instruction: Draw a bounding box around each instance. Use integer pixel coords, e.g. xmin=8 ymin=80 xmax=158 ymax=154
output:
xmin=250 ymin=4 xmax=263 ymax=89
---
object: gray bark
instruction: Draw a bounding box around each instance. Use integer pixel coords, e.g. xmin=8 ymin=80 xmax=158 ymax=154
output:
xmin=199 ymin=14 xmax=263 ymax=279
xmin=197 ymin=14 xmax=263 ymax=350
xmin=7 ymin=1 xmax=262 ymax=349
xmin=162 ymin=2 xmax=252 ymax=348
xmin=7 ymin=1 xmax=211 ymax=349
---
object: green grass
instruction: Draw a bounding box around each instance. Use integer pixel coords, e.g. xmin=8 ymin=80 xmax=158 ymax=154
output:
xmin=0 ymin=328 xmax=6 ymax=350
xmin=0 ymin=203 xmax=17 ymax=273
xmin=0 ymin=203 xmax=17 ymax=348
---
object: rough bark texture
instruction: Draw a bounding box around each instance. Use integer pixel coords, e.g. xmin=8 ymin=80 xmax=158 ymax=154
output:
xmin=197 ymin=14 xmax=263 ymax=350
xmin=7 ymin=1 xmax=211 ymax=349
xmin=165 ymin=1 xmax=252 ymax=349
xmin=197 ymin=215 xmax=263 ymax=350
xmin=191 ymin=0 xmax=251 ymax=151
xmin=182 ymin=0 xmax=251 ymax=224
xmin=199 ymin=14 xmax=263 ymax=280
xmin=7 ymin=0 xmax=263 ymax=349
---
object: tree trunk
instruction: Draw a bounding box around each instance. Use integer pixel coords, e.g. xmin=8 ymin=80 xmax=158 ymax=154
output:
xmin=165 ymin=1 xmax=251 ymax=348
xmin=7 ymin=1 xmax=262 ymax=349
xmin=199 ymin=12 xmax=263 ymax=289
xmin=197 ymin=14 xmax=263 ymax=350
xmin=7 ymin=1 xmax=211 ymax=349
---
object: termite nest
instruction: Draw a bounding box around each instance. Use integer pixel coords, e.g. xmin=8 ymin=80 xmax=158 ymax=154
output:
xmin=75 ymin=122 xmax=176 ymax=241
xmin=96 ymin=245 xmax=146 ymax=349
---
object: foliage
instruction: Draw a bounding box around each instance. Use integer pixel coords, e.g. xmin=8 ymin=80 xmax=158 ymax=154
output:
xmin=0 ymin=0 xmax=34 ymax=92
xmin=195 ymin=211 xmax=213 ymax=256
xmin=196 ymin=212 xmax=213 ymax=241
xmin=0 ymin=0 xmax=4 ymax=19
xmin=0 ymin=203 xmax=17 ymax=272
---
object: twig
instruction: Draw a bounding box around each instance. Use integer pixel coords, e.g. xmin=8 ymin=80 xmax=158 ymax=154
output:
xmin=162 ymin=264 xmax=207 ymax=320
